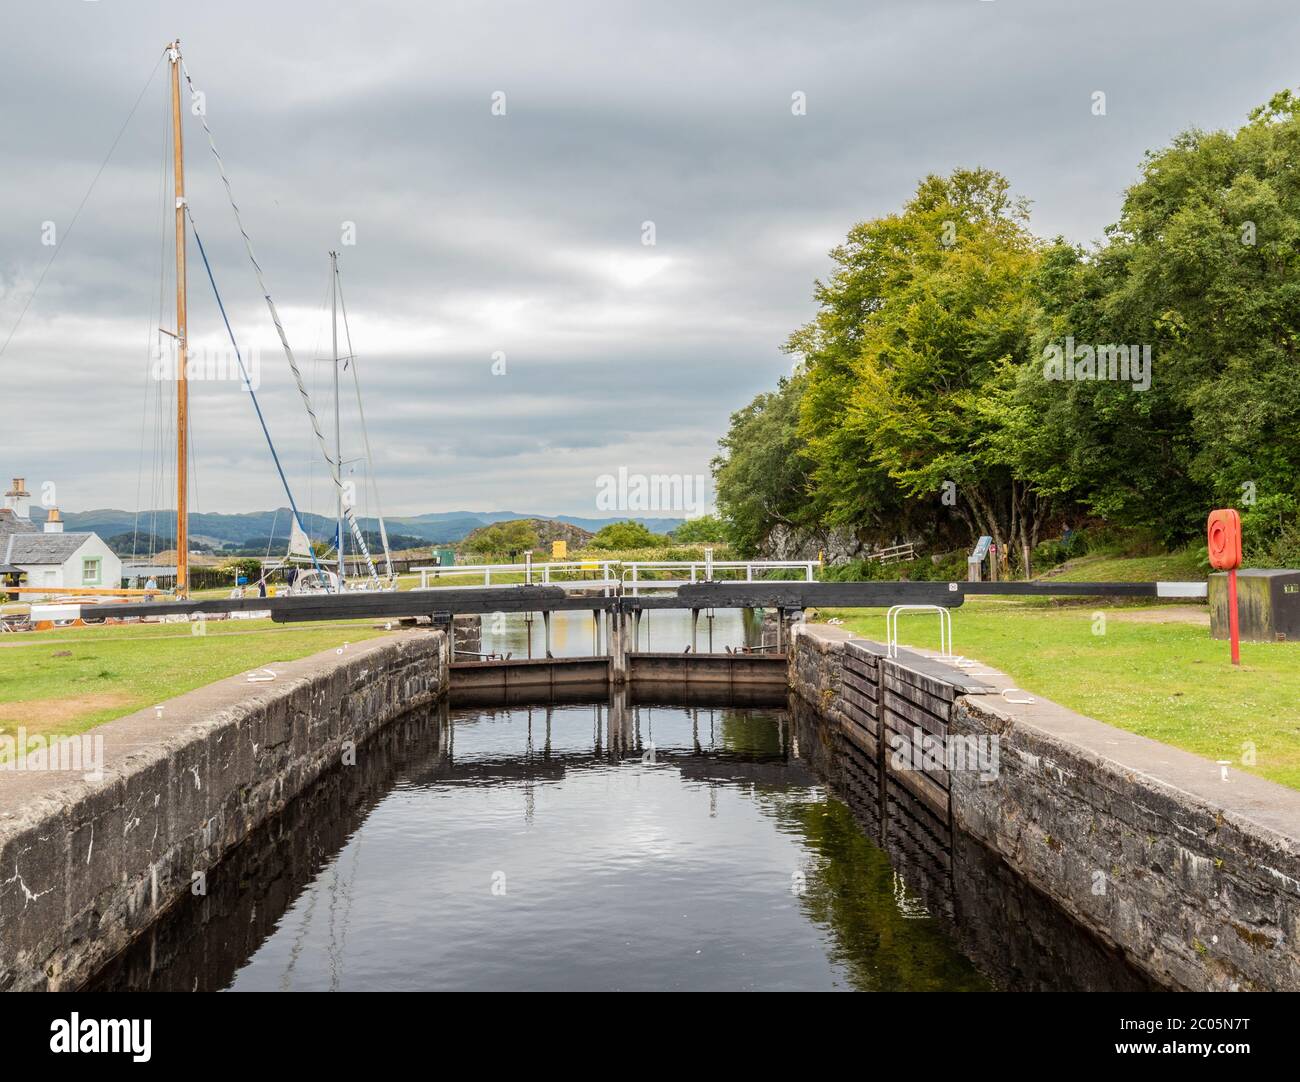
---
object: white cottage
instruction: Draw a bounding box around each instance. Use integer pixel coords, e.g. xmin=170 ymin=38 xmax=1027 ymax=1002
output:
xmin=0 ymin=478 xmax=122 ymax=598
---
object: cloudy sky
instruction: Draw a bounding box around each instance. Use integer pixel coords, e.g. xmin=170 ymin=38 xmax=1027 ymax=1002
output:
xmin=2 ymin=0 xmax=1296 ymax=520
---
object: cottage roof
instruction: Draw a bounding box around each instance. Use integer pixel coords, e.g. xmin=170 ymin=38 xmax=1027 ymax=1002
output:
xmin=3 ymin=532 xmax=97 ymax=565
xmin=0 ymin=509 xmax=37 ymax=536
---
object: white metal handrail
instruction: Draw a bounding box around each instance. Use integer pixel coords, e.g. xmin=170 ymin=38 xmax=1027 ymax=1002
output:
xmin=412 ymin=560 xmax=619 ymax=589
xmin=885 ymin=604 xmax=953 ymax=660
xmin=412 ymin=558 xmax=815 ymax=591
xmin=410 ymin=558 xmax=819 ymax=603
xmin=621 ymin=559 xmax=816 ymax=594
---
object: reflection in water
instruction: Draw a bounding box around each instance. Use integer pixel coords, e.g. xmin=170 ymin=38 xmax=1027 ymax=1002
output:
xmin=89 ymin=693 xmax=1153 ymax=991
xmin=787 ymin=697 xmax=1159 ymax=991
xmin=90 ymin=695 xmax=976 ymax=991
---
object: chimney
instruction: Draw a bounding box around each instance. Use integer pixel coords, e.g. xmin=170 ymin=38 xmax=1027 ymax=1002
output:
xmin=3 ymin=478 xmax=30 ymax=520
xmin=44 ymin=507 xmax=63 ymax=533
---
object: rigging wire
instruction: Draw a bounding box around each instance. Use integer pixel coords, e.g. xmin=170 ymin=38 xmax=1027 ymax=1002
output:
xmin=0 ymin=49 xmax=168 ymax=361
xmin=305 ymin=266 xmax=334 ymax=549
xmin=187 ymin=210 xmax=326 ymax=583
xmin=187 ymin=387 xmax=200 ymax=555
xmin=264 ymin=508 xmax=279 ymax=566
xmin=148 ymin=84 xmax=174 ymax=567
xmin=334 ymin=267 xmax=394 ymax=579
xmin=133 ymin=78 xmax=173 ymax=569
xmin=152 ymin=83 xmax=175 ymax=565
xmin=177 ymin=54 xmax=378 ymax=585
xmin=178 ymin=56 xmax=328 ymax=457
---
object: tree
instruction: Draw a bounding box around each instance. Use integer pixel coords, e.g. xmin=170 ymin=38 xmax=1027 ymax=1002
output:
xmin=224 ymin=557 xmax=263 ymax=580
xmin=589 ymin=520 xmax=666 ymax=550
xmin=999 ymin=90 xmax=1300 ymax=546
xmin=671 ymin=514 xmax=729 ymax=544
xmin=465 ymin=520 xmax=539 ymax=558
xmin=708 ymin=92 xmax=1300 ymax=565
xmin=712 ymin=375 xmax=824 ymax=556
xmin=1106 ymin=92 xmax=1300 ymax=544
xmin=791 ymin=168 xmax=1045 ymax=556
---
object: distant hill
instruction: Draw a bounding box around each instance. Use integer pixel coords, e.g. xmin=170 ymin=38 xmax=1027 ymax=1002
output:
xmin=47 ymin=508 xmax=686 ymax=547
xmin=391 ymin=510 xmax=687 ymax=536
xmin=103 ymin=531 xmax=220 ymax=558
xmin=551 ymin=514 xmax=686 ymax=535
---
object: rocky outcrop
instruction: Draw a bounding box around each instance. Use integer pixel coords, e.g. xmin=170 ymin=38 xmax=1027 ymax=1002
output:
xmin=464 ymin=518 xmax=594 ymax=550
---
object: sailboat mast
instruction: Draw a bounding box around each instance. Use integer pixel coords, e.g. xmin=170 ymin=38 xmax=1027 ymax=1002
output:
xmin=331 ymin=250 xmax=344 ymax=583
xmin=169 ymin=41 xmax=189 ymax=597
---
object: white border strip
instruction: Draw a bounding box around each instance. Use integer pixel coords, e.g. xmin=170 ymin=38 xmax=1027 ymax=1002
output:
xmin=1156 ymin=581 xmax=1208 ymax=598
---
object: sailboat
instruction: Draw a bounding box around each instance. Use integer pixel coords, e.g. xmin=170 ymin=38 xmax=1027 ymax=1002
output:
xmin=273 ymin=509 xmax=340 ymax=595
xmin=157 ymin=40 xmax=394 ymax=596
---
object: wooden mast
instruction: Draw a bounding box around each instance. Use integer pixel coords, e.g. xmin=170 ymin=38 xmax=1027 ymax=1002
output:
xmin=169 ymin=41 xmax=189 ymax=596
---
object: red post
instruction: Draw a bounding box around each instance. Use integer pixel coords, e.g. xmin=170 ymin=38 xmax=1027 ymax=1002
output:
xmin=1227 ymin=567 xmax=1240 ymax=666
xmin=1207 ymin=509 xmax=1243 ymax=667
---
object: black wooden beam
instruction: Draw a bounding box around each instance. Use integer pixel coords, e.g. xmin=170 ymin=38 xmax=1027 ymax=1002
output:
xmin=270 ymin=592 xmax=619 ymax=622
xmin=84 ymin=577 xmax=1205 ymax=625
xmin=672 ymin=581 xmax=964 ymax=609
xmin=90 ymin=587 xmax=618 ymax=623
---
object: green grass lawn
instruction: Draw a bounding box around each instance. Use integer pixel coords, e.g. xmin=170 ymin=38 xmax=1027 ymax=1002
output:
xmin=10 ymin=548 xmax=1293 ymax=793
xmin=1040 ymin=549 xmax=1206 ymax=582
xmin=822 ymin=598 xmax=1300 ymax=790
xmin=0 ymin=618 xmax=388 ymax=744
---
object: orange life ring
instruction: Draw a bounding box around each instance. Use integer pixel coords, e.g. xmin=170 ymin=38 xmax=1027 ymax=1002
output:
xmin=1207 ymin=508 xmax=1242 ymax=570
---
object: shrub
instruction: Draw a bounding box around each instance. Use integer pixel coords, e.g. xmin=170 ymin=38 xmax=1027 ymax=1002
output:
xmin=589 ymin=521 xmax=670 ymax=550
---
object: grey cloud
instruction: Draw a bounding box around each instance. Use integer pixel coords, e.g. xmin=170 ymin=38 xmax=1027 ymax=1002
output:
xmin=2 ymin=1 xmax=1297 ymax=515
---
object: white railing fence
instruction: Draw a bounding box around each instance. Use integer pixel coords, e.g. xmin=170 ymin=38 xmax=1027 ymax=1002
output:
xmin=410 ymin=558 xmax=817 ymax=594
xmin=621 ymin=560 xmax=817 ymax=594
xmin=412 ymin=560 xmax=620 ymax=591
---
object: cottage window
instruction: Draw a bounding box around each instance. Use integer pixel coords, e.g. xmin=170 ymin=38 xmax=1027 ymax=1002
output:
xmin=82 ymin=558 xmax=101 ymax=586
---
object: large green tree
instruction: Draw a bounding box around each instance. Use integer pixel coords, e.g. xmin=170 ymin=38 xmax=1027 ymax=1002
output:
xmin=998 ymin=90 xmax=1300 ymax=546
xmin=715 ymin=92 xmax=1300 ymax=564
xmin=791 ymin=168 xmax=1045 ymax=556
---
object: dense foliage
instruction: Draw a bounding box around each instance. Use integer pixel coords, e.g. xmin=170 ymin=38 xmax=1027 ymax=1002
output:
xmin=712 ymin=375 xmax=821 ymax=554
xmin=588 ymin=520 xmax=670 ymax=550
xmin=714 ymin=93 xmax=1300 ymax=565
xmin=464 ymin=520 xmax=539 ymax=558
xmin=669 ymin=514 xmax=730 ymax=544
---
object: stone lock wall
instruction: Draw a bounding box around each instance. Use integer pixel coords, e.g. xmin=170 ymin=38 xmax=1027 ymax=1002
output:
xmin=789 ymin=622 xmax=1300 ymax=992
xmin=949 ymin=695 xmax=1300 ymax=992
xmin=0 ymin=630 xmax=447 ymax=992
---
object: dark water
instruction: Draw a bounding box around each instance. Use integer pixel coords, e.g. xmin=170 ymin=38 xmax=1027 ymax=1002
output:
xmin=89 ymin=694 xmax=1154 ymax=992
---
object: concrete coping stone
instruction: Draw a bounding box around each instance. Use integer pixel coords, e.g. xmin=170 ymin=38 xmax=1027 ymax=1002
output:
xmin=797 ymin=625 xmax=991 ymax=694
xmin=827 ymin=628 xmax=994 ymax=694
